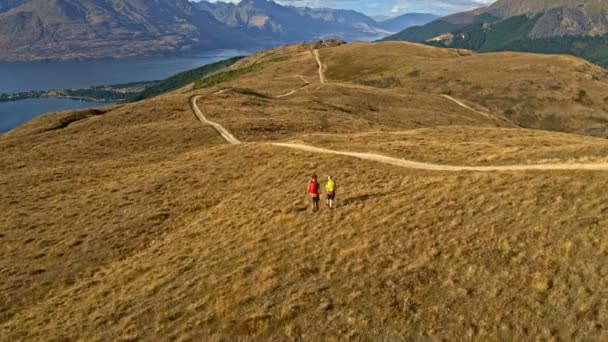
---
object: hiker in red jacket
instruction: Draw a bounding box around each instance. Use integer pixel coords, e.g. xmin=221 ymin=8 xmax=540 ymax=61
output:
xmin=308 ymin=174 xmax=320 ymax=212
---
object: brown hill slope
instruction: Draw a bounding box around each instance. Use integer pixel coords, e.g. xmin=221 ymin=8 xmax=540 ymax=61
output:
xmin=2 ymin=42 xmax=608 ymax=340
xmin=319 ymin=42 xmax=608 ymax=136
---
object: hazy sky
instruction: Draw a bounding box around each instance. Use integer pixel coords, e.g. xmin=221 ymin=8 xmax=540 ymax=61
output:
xmin=204 ymin=0 xmax=496 ymax=16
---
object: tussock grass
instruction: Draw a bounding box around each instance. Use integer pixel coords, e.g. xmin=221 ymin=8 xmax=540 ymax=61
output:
xmin=3 ymin=41 xmax=608 ymax=340
xmin=321 ymin=41 xmax=608 ymax=135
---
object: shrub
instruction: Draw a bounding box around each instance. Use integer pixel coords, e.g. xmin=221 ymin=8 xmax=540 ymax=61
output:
xmin=193 ymin=57 xmax=289 ymax=90
xmin=129 ymin=57 xmax=244 ymax=101
xmin=407 ymin=70 xmax=421 ymax=77
xmin=357 ymin=77 xmax=403 ymax=88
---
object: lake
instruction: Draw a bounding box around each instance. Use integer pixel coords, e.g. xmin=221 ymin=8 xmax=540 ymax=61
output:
xmin=0 ymin=49 xmax=248 ymax=133
xmin=0 ymin=49 xmax=249 ymax=93
xmin=0 ymin=98 xmax=115 ymax=133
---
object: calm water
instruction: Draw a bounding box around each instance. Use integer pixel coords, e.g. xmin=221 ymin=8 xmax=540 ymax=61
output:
xmin=0 ymin=49 xmax=249 ymax=93
xmin=0 ymin=98 xmax=114 ymax=133
xmin=0 ymin=49 xmax=248 ymax=133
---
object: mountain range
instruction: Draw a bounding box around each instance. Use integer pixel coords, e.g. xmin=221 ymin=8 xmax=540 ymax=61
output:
xmin=195 ymin=0 xmax=383 ymax=42
xmin=0 ymin=0 xmax=247 ymax=61
xmin=0 ymin=0 xmax=436 ymax=61
xmin=376 ymin=13 xmax=439 ymax=33
xmin=383 ymin=0 xmax=608 ymax=68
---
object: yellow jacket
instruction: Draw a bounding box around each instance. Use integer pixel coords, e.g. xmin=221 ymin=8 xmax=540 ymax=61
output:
xmin=326 ymin=180 xmax=335 ymax=192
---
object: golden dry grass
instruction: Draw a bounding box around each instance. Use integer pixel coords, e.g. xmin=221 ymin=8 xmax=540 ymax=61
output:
xmin=321 ymin=41 xmax=608 ymax=136
xmin=200 ymin=84 xmax=509 ymax=142
xmin=2 ymin=41 xmax=608 ymax=340
xmin=296 ymin=126 xmax=608 ymax=166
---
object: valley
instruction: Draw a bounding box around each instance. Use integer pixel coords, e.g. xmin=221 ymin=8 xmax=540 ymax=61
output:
xmin=1 ymin=40 xmax=608 ymax=340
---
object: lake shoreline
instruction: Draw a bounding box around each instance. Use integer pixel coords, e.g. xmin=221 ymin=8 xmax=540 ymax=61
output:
xmin=0 ymin=49 xmax=250 ymax=133
xmin=0 ymin=80 xmax=160 ymax=104
xmin=0 ymin=98 xmax=116 ymax=134
xmin=0 ymin=49 xmax=250 ymax=94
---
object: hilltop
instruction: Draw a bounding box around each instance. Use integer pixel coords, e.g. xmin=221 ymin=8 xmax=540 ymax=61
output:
xmin=2 ymin=41 xmax=608 ymax=340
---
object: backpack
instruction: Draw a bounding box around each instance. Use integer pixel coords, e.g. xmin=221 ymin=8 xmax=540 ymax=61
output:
xmin=326 ymin=180 xmax=335 ymax=192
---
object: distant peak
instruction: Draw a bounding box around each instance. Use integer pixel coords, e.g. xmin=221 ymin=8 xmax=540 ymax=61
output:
xmin=240 ymin=0 xmax=271 ymax=4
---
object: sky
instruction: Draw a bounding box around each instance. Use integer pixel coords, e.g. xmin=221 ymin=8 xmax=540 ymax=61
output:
xmin=204 ymin=0 xmax=497 ymax=16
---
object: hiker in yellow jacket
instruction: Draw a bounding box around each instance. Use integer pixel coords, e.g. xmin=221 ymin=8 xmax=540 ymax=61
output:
xmin=325 ymin=176 xmax=336 ymax=209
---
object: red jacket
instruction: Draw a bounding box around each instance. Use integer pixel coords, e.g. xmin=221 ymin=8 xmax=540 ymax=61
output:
xmin=308 ymin=180 xmax=319 ymax=194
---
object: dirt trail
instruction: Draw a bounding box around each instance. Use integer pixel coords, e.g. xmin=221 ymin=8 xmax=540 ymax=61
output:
xmin=275 ymin=85 xmax=308 ymax=98
xmin=191 ymin=95 xmax=608 ymax=172
xmin=440 ymin=94 xmax=517 ymax=126
xmin=312 ymin=49 xmax=326 ymax=84
xmin=272 ymin=143 xmax=608 ymax=171
xmin=313 ymin=49 xmax=512 ymax=126
xmin=276 ymin=75 xmax=311 ymax=98
xmin=190 ymin=50 xmax=608 ymax=172
xmin=189 ymin=96 xmax=241 ymax=145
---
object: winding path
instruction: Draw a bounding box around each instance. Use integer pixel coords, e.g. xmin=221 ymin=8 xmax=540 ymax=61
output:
xmin=272 ymin=143 xmax=608 ymax=171
xmin=189 ymin=96 xmax=241 ymax=145
xmin=312 ymin=49 xmax=514 ymax=126
xmin=440 ymin=95 xmax=516 ymax=126
xmin=312 ymin=50 xmax=326 ymax=84
xmin=189 ymin=50 xmax=608 ymax=172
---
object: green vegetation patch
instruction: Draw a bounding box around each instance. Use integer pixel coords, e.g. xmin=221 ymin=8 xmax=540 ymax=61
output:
xmin=129 ymin=56 xmax=244 ymax=102
xmin=44 ymin=108 xmax=109 ymax=132
xmin=501 ymin=34 xmax=608 ymax=69
xmin=382 ymin=20 xmax=461 ymax=43
xmin=421 ymin=12 xmax=608 ymax=69
xmin=382 ymin=13 xmax=500 ymax=43
xmin=539 ymin=114 xmax=567 ymax=132
xmin=193 ymin=56 xmax=289 ymax=90
xmin=574 ymin=89 xmax=593 ymax=105
xmin=427 ymin=14 xmax=541 ymax=51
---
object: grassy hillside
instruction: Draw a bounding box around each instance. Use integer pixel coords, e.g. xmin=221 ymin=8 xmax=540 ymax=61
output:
xmin=128 ymin=57 xmax=244 ymax=101
xmin=382 ymin=20 xmax=462 ymax=42
xmin=3 ymin=41 xmax=608 ymax=340
xmin=425 ymin=15 xmax=542 ymax=50
xmin=319 ymin=42 xmax=608 ymax=136
xmin=419 ymin=13 xmax=608 ymax=69
xmin=382 ymin=13 xmax=501 ymax=43
xmin=479 ymin=14 xmax=542 ymax=51
xmin=502 ymin=34 xmax=608 ymax=69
